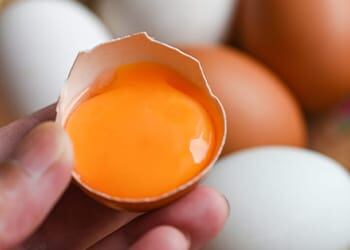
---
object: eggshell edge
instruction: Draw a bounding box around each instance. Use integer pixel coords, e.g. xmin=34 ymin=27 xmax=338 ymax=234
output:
xmin=56 ymin=32 xmax=227 ymax=211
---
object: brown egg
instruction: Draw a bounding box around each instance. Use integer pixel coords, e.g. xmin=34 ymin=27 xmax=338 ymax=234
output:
xmin=234 ymin=0 xmax=350 ymax=113
xmin=182 ymin=46 xmax=306 ymax=154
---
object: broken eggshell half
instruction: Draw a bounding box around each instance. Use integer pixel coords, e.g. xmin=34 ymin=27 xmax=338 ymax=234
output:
xmin=56 ymin=32 xmax=227 ymax=212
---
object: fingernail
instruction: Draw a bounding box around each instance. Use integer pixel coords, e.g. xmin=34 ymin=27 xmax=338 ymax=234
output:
xmin=221 ymin=194 xmax=231 ymax=218
xmin=10 ymin=122 xmax=73 ymax=178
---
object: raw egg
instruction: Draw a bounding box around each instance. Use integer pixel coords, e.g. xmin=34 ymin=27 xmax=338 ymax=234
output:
xmin=182 ymin=46 xmax=306 ymax=154
xmin=234 ymin=0 xmax=350 ymax=113
xmin=56 ymin=33 xmax=226 ymax=211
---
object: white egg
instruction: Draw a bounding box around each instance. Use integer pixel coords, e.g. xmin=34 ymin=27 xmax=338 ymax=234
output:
xmin=204 ymin=147 xmax=350 ymax=250
xmin=0 ymin=0 xmax=112 ymax=118
xmin=94 ymin=0 xmax=237 ymax=45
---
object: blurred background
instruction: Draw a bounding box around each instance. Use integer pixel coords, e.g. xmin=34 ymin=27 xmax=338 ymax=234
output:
xmin=1 ymin=0 xmax=349 ymax=170
xmin=1 ymin=1 xmax=350 ymax=249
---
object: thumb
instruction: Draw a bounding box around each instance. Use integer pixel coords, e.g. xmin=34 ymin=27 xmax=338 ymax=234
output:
xmin=0 ymin=122 xmax=73 ymax=249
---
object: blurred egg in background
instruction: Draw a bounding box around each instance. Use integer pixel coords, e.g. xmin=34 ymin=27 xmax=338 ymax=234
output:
xmin=234 ymin=0 xmax=350 ymax=113
xmin=94 ymin=0 xmax=237 ymax=44
xmin=204 ymin=147 xmax=350 ymax=250
xmin=182 ymin=46 xmax=306 ymax=154
xmin=0 ymin=0 xmax=111 ymax=124
xmin=310 ymin=99 xmax=350 ymax=171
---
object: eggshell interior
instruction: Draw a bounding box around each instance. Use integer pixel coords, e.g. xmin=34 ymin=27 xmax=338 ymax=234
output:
xmin=56 ymin=33 xmax=226 ymax=211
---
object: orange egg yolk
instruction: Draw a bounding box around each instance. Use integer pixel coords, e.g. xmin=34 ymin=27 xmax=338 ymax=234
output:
xmin=66 ymin=62 xmax=215 ymax=199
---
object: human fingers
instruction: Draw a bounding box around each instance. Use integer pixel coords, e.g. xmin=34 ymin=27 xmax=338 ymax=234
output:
xmin=90 ymin=186 xmax=229 ymax=250
xmin=0 ymin=104 xmax=56 ymax=162
xmin=0 ymin=122 xmax=73 ymax=249
xmin=129 ymin=225 xmax=189 ymax=250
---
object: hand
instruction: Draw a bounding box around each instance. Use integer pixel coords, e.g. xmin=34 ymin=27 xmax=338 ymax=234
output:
xmin=0 ymin=105 xmax=229 ymax=250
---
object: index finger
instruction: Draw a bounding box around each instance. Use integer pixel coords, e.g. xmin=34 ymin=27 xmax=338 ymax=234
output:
xmin=0 ymin=104 xmax=56 ymax=162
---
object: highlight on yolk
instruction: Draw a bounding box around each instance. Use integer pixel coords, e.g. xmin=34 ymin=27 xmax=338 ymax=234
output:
xmin=66 ymin=62 xmax=216 ymax=199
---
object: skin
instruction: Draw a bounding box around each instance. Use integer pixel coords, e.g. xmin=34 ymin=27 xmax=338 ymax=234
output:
xmin=0 ymin=105 xmax=229 ymax=250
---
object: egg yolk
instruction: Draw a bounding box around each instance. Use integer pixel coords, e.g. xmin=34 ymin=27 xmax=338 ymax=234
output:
xmin=66 ymin=62 xmax=215 ymax=199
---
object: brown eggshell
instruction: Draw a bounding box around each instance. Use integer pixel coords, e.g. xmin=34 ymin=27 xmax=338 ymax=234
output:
xmin=182 ymin=46 xmax=306 ymax=154
xmin=79 ymin=181 xmax=196 ymax=212
xmin=56 ymin=33 xmax=226 ymax=212
xmin=233 ymin=0 xmax=350 ymax=113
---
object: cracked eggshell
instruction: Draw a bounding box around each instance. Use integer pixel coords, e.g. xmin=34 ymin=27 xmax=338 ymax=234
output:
xmin=56 ymin=33 xmax=226 ymax=212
